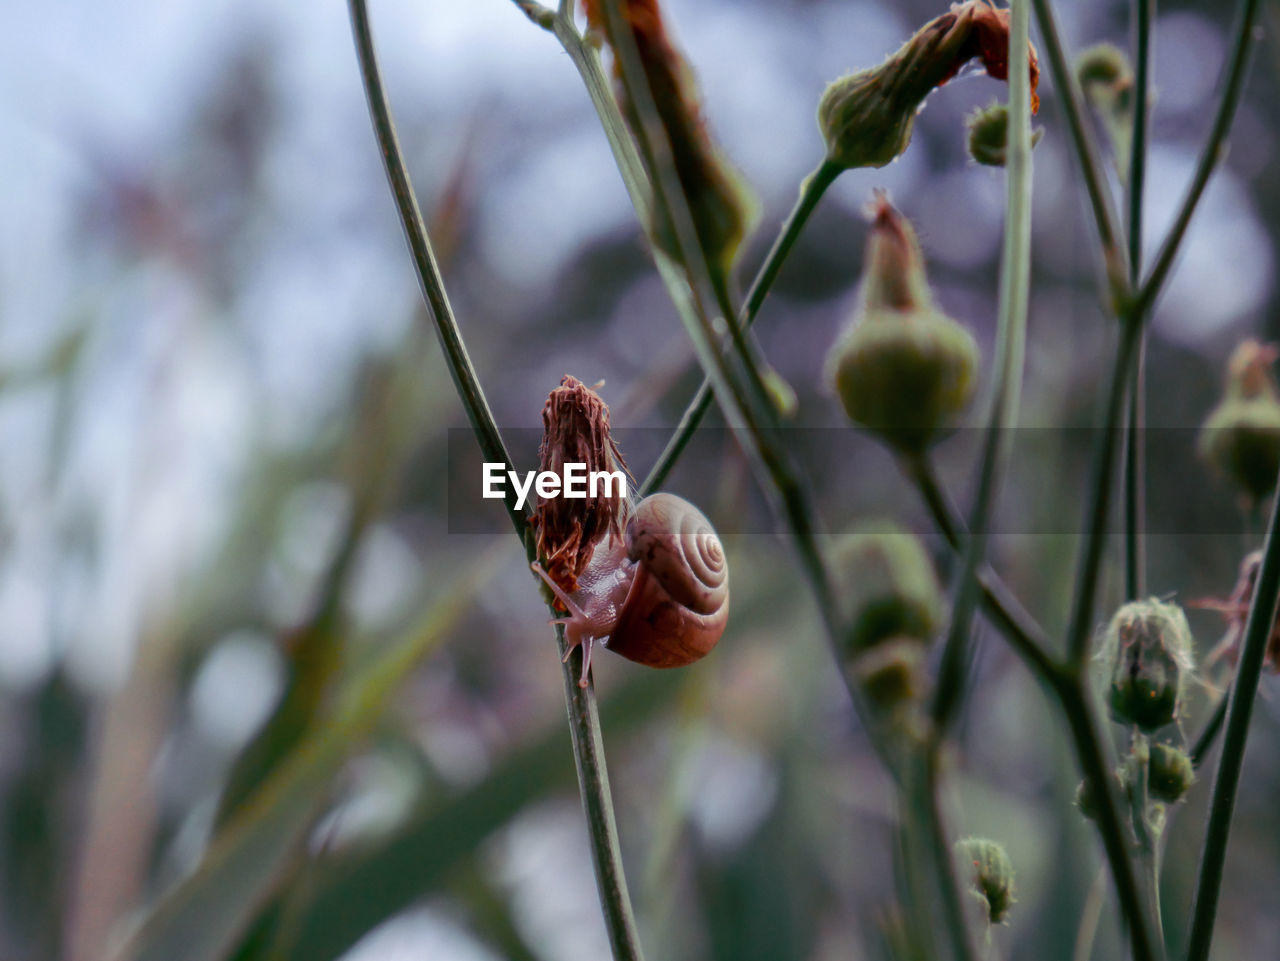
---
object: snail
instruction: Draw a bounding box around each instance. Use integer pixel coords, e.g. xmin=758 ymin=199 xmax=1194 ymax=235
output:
xmin=532 ymin=492 xmax=729 ymax=687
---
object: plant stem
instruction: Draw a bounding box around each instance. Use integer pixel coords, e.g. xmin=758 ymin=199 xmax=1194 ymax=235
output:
xmin=1055 ymin=673 xmax=1160 ymax=961
xmin=349 ymin=0 xmax=526 ymax=540
xmin=1133 ymin=0 xmax=1262 ymax=318
xmin=1128 ymin=735 xmax=1168 ymax=960
xmin=931 ymin=0 xmax=1033 ymax=733
xmin=1184 ymin=481 xmax=1280 ymax=961
xmin=920 ymin=751 xmax=978 ymax=961
xmin=1065 ymin=314 xmax=1144 ymax=665
xmin=640 ymin=161 xmax=840 ymax=496
xmin=350 ymin=6 xmax=646 ymax=959
xmin=1029 ymin=0 xmax=1128 ymax=296
xmin=1123 ymin=0 xmax=1152 ymax=603
xmin=906 ymin=455 xmax=1057 ymax=686
xmin=1190 ymin=694 xmax=1229 ymax=769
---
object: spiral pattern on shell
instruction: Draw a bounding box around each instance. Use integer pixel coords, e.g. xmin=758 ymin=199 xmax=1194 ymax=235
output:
xmin=607 ymin=493 xmax=729 ymax=668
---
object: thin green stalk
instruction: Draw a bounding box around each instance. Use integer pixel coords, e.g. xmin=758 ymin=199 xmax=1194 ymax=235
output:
xmin=1055 ymin=674 xmax=1160 ymax=961
xmin=1029 ymin=0 xmax=1129 ymax=296
xmin=920 ymin=752 xmax=978 ymax=961
xmin=640 ymin=161 xmax=840 ymax=496
xmin=1190 ymin=695 xmax=1229 ymax=769
xmin=1184 ymin=481 xmax=1280 ymax=961
xmin=1065 ymin=314 xmax=1144 ymax=666
xmin=905 ymin=454 xmax=1057 ymax=686
xmin=1123 ymin=0 xmax=1153 ymax=603
xmin=1128 ymin=736 xmax=1168 ymax=960
xmin=349 ymin=0 xmax=524 ymax=540
xmin=931 ymin=0 xmax=1033 ymax=732
xmin=349 ymin=6 xmax=646 ymax=959
xmin=1133 ymin=0 xmax=1262 ymax=319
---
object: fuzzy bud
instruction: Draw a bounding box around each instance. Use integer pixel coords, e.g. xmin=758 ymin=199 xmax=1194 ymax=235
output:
xmin=957 ymin=838 xmax=1016 ymax=924
xmin=818 ymin=0 xmax=1039 ymax=171
xmin=1099 ymin=598 xmax=1195 ymax=732
xmin=1147 ymin=743 xmax=1195 ymax=804
xmin=1199 ymin=340 xmax=1280 ymax=504
xmin=825 ymin=194 xmax=979 ymax=451
xmin=965 ymin=102 xmax=1043 ymax=167
xmin=1077 ymin=43 xmax=1135 ymax=173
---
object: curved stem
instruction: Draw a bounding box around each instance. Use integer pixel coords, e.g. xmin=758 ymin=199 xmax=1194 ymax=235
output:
xmin=1185 ymin=479 xmax=1280 ymax=961
xmin=349 ymin=0 xmax=525 ymax=540
xmin=1029 ymin=0 xmax=1128 ymax=297
xmin=640 ymin=161 xmax=840 ymax=496
xmin=1133 ymin=0 xmax=1261 ymax=318
xmin=931 ymin=0 xmax=1033 ymax=732
xmin=350 ymin=6 xmax=646 ymax=959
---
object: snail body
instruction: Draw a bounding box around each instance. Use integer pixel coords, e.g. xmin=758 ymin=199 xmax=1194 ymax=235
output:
xmin=533 ymin=492 xmax=729 ymax=687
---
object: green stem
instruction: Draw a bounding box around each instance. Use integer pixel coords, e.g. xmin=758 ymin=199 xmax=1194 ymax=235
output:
xmin=1128 ymin=735 xmax=1168 ymax=960
xmin=930 ymin=0 xmax=1033 ymax=733
xmin=351 ymin=6 xmax=646 ymax=959
xmin=1184 ymin=480 xmax=1280 ymax=961
xmin=349 ymin=0 xmax=525 ymax=540
xmin=1123 ymin=0 xmax=1153 ymax=603
xmin=1133 ymin=0 xmax=1262 ymax=319
xmin=920 ymin=752 xmax=978 ymax=961
xmin=1029 ymin=0 xmax=1129 ymax=296
xmin=1055 ymin=674 xmax=1160 ymax=961
xmin=906 ymin=455 xmax=1057 ymax=686
xmin=1065 ymin=314 xmax=1143 ymax=666
xmin=1190 ymin=694 xmax=1229 ymax=769
xmin=640 ymin=161 xmax=840 ymax=496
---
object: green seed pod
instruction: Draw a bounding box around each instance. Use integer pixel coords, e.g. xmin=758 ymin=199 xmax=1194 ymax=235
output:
xmin=1198 ymin=340 xmax=1280 ymax=504
xmin=1099 ymin=598 xmax=1195 ymax=732
xmin=825 ymin=195 xmax=979 ymax=451
xmin=957 ymin=837 xmax=1016 ymax=924
xmin=833 ymin=520 xmax=944 ymax=658
xmin=1148 ymin=743 xmax=1195 ymax=803
xmin=965 ymin=102 xmax=1044 ymax=167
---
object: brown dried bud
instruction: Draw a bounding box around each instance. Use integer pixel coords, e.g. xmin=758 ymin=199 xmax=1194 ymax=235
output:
xmin=818 ymin=0 xmax=1039 ymax=171
xmin=583 ymin=0 xmax=756 ymax=281
xmin=1191 ymin=549 xmax=1280 ymax=673
xmin=531 ymin=375 xmax=631 ymax=594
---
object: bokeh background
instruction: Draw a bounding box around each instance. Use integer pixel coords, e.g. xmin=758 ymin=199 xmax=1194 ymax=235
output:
xmin=3 ymin=0 xmax=1280 ymax=959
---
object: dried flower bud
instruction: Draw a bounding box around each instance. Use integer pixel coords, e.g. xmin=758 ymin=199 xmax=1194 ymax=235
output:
xmin=583 ymin=0 xmax=757 ymax=281
xmin=1190 ymin=549 xmax=1280 ymax=673
xmin=531 ymin=375 xmax=630 ymax=594
xmin=1148 ymin=743 xmax=1195 ymax=804
xmin=965 ymin=101 xmax=1043 ymax=167
xmin=834 ymin=519 xmax=944 ymax=658
xmin=957 ymin=837 xmax=1016 ymax=924
xmin=1099 ymin=598 xmax=1195 ymax=732
xmin=1199 ymin=340 xmax=1280 ymax=504
xmin=818 ymin=0 xmax=1039 ymax=171
xmin=825 ymin=194 xmax=979 ymax=451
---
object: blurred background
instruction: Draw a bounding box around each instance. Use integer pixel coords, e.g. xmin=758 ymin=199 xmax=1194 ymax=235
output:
xmin=3 ymin=0 xmax=1280 ymax=959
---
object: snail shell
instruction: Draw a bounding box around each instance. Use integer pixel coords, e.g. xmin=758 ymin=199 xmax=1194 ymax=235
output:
xmin=607 ymin=493 xmax=730 ymax=668
xmin=532 ymin=492 xmax=729 ymax=685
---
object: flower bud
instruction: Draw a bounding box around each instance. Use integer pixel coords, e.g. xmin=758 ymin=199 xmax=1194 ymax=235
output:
xmin=833 ymin=520 xmax=944 ymax=658
xmin=1198 ymin=340 xmax=1280 ymax=504
xmin=825 ymin=195 xmax=979 ymax=451
xmin=1077 ymin=44 xmax=1135 ymax=173
xmin=817 ymin=1 xmax=1039 ymax=171
xmin=850 ymin=636 xmax=927 ymax=714
xmin=1148 ymin=743 xmax=1195 ymax=804
xmin=1099 ymin=598 xmax=1195 ymax=732
xmin=584 ymin=0 xmax=757 ymax=281
xmin=965 ymin=102 xmax=1043 ymax=167
xmin=957 ymin=837 xmax=1015 ymax=924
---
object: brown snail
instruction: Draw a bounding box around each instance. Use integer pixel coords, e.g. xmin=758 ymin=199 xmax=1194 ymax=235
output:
xmin=532 ymin=492 xmax=729 ymax=687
